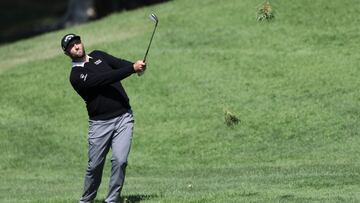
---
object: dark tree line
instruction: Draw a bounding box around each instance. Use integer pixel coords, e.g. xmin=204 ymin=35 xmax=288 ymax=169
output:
xmin=0 ymin=0 xmax=169 ymax=44
xmin=55 ymin=0 xmax=168 ymax=28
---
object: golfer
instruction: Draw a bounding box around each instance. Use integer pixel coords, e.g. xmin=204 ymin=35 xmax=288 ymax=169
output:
xmin=61 ymin=33 xmax=146 ymax=203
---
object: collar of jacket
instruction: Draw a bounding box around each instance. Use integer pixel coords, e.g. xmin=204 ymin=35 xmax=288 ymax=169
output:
xmin=72 ymin=55 xmax=92 ymax=67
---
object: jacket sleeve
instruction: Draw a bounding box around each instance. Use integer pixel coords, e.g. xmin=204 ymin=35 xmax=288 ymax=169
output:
xmin=70 ymin=67 xmax=135 ymax=91
xmin=97 ymin=50 xmax=134 ymax=70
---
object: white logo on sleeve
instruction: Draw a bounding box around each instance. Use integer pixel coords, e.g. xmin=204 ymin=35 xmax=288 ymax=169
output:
xmin=80 ymin=73 xmax=88 ymax=82
xmin=94 ymin=59 xmax=102 ymax=65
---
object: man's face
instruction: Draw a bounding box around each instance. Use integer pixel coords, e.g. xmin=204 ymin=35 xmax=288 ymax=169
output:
xmin=65 ymin=39 xmax=85 ymax=59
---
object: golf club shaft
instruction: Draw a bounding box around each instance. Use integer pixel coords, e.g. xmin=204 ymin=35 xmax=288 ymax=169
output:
xmin=143 ymin=22 xmax=158 ymax=62
xmin=138 ymin=14 xmax=158 ymax=76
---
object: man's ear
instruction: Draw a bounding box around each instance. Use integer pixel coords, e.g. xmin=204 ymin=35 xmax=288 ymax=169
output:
xmin=64 ymin=51 xmax=70 ymax=56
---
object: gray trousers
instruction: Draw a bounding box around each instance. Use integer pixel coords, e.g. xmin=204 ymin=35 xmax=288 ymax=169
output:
xmin=79 ymin=111 xmax=134 ymax=203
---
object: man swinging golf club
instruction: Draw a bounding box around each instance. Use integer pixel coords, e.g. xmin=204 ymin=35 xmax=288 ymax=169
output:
xmin=61 ymin=33 xmax=146 ymax=203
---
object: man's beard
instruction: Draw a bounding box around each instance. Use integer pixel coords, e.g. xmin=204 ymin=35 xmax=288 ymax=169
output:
xmin=72 ymin=50 xmax=85 ymax=60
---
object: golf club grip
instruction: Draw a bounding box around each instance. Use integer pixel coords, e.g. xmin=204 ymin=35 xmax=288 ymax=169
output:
xmin=137 ymin=59 xmax=146 ymax=76
xmin=137 ymin=71 xmax=145 ymax=76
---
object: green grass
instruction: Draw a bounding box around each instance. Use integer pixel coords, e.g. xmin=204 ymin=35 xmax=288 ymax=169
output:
xmin=1 ymin=0 xmax=360 ymax=202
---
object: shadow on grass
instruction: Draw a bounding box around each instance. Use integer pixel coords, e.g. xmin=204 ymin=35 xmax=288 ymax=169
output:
xmin=94 ymin=194 xmax=157 ymax=203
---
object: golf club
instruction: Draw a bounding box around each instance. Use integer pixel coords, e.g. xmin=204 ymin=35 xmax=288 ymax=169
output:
xmin=138 ymin=13 xmax=159 ymax=76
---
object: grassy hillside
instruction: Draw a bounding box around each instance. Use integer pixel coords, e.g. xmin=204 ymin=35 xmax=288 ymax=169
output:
xmin=1 ymin=0 xmax=360 ymax=202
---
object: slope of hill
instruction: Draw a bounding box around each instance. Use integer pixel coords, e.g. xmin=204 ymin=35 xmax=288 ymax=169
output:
xmin=0 ymin=0 xmax=360 ymax=202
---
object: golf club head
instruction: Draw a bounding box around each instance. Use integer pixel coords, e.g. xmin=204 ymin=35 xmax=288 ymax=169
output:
xmin=149 ymin=13 xmax=158 ymax=24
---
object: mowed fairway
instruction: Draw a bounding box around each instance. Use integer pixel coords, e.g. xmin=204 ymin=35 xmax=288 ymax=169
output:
xmin=1 ymin=0 xmax=360 ymax=202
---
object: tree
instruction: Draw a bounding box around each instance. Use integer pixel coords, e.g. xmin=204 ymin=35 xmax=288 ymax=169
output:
xmin=56 ymin=0 xmax=96 ymax=28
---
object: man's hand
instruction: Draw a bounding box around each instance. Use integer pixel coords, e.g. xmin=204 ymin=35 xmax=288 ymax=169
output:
xmin=133 ymin=60 xmax=146 ymax=73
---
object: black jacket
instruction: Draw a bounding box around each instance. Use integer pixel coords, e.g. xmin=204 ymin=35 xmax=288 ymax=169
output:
xmin=69 ymin=50 xmax=135 ymax=120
